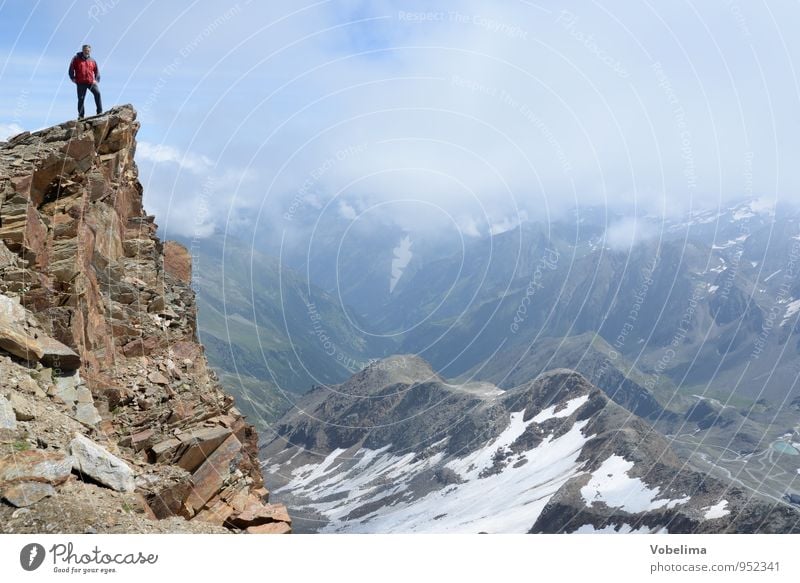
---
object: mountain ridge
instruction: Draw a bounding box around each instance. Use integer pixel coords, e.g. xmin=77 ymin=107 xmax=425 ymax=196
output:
xmin=263 ymin=355 xmax=800 ymax=533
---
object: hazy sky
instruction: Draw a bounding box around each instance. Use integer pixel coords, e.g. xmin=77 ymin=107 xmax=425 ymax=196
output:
xmin=2 ymin=0 xmax=799 ymax=240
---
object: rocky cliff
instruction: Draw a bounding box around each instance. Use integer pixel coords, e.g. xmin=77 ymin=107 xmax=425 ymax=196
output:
xmin=0 ymin=105 xmax=290 ymax=534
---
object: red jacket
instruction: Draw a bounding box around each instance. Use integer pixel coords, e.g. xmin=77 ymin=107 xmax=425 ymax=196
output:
xmin=69 ymin=53 xmax=100 ymax=84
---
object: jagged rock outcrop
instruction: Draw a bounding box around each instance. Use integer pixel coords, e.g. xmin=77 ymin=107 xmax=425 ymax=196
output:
xmin=0 ymin=106 xmax=290 ymax=533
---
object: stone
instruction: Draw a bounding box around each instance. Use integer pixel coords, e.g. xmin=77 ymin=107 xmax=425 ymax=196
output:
xmin=1 ymin=482 xmax=56 ymax=507
xmin=50 ymin=373 xmax=80 ymax=404
xmin=170 ymin=340 xmax=200 ymax=361
xmin=184 ymin=434 xmax=242 ymax=513
xmin=163 ymin=241 xmax=192 ymax=284
xmin=74 ymin=403 xmax=102 ymax=426
xmin=61 ymin=137 xmax=95 ymax=162
xmin=134 ymin=493 xmax=158 ymax=520
xmin=176 ymin=426 xmax=232 ymax=472
xmin=193 ymin=497 xmax=235 ymax=526
xmin=17 ymin=375 xmax=47 ymax=399
xmin=120 ymin=428 xmax=154 ymax=452
xmin=252 ymin=486 xmax=270 ymax=502
xmin=167 ymin=401 xmax=194 ymax=423
xmin=245 ymin=522 xmax=292 ymax=534
xmin=227 ymin=489 xmax=253 ymax=513
xmin=148 ymin=438 xmax=181 ymax=463
xmin=136 ymin=397 xmax=154 ymax=410
xmin=69 ymin=433 xmax=135 ymax=492
xmin=8 ymin=392 xmax=35 ymax=421
xmin=36 ymin=335 xmax=81 ymax=370
xmin=0 ymin=293 xmax=28 ymax=325
xmin=0 ymin=450 xmax=73 ymax=484
xmin=147 ymin=480 xmax=193 ymax=519
xmin=230 ymin=502 xmax=292 ymax=528
xmin=147 ymin=295 xmax=165 ymax=313
xmin=75 ymin=386 xmax=94 ymax=404
xmin=53 ymin=371 xmax=81 ymax=393
xmin=0 ymin=395 xmax=17 ymax=429
xmin=104 ymin=386 xmax=132 ymax=409
xmin=147 ymin=370 xmax=169 ymax=385
xmin=122 ymin=336 xmax=164 ymax=357
xmin=0 ymin=327 xmax=43 ymax=361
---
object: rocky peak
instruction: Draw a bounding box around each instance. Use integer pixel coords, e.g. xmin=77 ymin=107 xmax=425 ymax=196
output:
xmin=264 ymin=358 xmax=800 ymax=533
xmin=345 ymin=354 xmax=442 ymax=394
xmin=0 ymin=105 xmax=290 ymax=534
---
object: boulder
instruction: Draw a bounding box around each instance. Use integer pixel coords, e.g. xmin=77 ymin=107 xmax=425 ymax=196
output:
xmin=52 ymin=371 xmax=81 ymax=398
xmin=8 ymin=392 xmax=35 ymax=421
xmin=0 ymin=294 xmax=27 ymax=325
xmin=73 ymin=403 xmax=102 ymax=426
xmin=147 ymin=479 xmax=193 ymax=519
xmin=176 ymin=426 xmax=232 ymax=472
xmin=69 ymin=433 xmax=135 ymax=492
xmin=147 ymin=371 xmax=169 ymax=385
xmin=2 ymin=482 xmax=56 ymax=507
xmin=0 ymin=450 xmax=73 ymax=484
xmin=245 ymin=522 xmax=292 ymax=534
xmin=229 ymin=502 xmax=292 ymax=528
xmin=36 ymin=335 xmax=81 ymax=370
xmin=148 ymin=438 xmax=182 ymax=463
xmin=122 ymin=336 xmax=164 ymax=357
xmin=0 ymin=327 xmax=43 ymax=361
xmin=0 ymin=395 xmax=16 ymax=429
xmin=193 ymin=497 xmax=235 ymax=526
xmin=167 ymin=401 xmax=194 ymax=423
xmin=184 ymin=434 xmax=242 ymax=513
xmin=120 ymin=428 xmax=155 ymax=452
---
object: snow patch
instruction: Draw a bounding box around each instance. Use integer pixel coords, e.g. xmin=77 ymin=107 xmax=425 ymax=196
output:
xmin=531 ymin=395 xmax=590 ymax=423
xmin=703 ymin=500 xmax=729 ymax=520
xmin=781 ymin=299 xmax=800 ymax=326
xmin=278 ymin=413 xmax=594 ymax=533
xmin=581 ymin=455 xmax=690 ymax=513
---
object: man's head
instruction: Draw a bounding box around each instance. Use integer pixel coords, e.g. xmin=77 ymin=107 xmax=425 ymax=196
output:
xmin=82 ymin=44 xmax=91 ymax=57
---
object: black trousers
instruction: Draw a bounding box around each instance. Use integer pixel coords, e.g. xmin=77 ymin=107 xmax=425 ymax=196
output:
xmin=76 ymin=83 xmax=102 ymax=118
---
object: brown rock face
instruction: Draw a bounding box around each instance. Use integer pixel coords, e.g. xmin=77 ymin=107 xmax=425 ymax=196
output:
xmin=0 ymin=105 xmax=290 ymax=534
xmin=163 ymin=241 xmax=192 ymax=284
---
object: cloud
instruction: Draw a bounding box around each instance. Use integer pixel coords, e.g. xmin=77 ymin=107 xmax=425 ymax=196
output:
xmin=13 ymin=0 xmax=799 ymax=240
xmin=137 ymin=142 xmax=213 ymax=174
xmin=456 ymin=216 xmax=482 ymax=238
xmin=0 ymin=123 xmax=24 ymax=141
xmin=604 ymin=217 xmax=657 ymax=251
xmin=338 ymin=200 xmax=357 ymax=220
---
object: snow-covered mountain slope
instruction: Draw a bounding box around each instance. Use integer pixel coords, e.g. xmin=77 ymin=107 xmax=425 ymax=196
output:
xmin=262 ymin=356 xmax=800 ymax=533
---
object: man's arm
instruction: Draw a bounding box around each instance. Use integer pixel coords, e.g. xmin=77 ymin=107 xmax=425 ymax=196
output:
xmin=94 ymin=60 xmax=100 ymax=82
xmin=68 ymin=57 xmax=76 ymax=82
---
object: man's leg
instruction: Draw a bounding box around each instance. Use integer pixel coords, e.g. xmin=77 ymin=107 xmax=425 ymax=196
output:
xmin=89 ymin=83 xmax=102 ymax=115
xmin=76 ymin=84 xmax=88 ymax=119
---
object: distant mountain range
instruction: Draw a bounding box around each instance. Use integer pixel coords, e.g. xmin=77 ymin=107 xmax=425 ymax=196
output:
xmin=262 ymin=356 xmax=800 ymax=533
xmin=184 ymin=198 xmax=800 ymax=530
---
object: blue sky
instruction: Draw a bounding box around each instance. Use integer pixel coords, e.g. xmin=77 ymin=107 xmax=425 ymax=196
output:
xmin=2 ymin=1 xmax=799 ymax=241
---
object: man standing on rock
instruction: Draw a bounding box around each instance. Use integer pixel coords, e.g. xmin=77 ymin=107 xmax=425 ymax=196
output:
xmin=68 ymin=44 xmax=102 ymax=120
